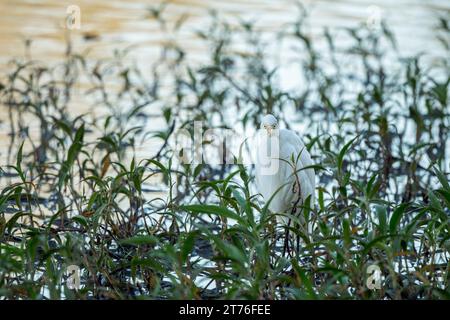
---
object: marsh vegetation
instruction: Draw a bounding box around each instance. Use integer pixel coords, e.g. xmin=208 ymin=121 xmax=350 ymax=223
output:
xmin=0 ymin=5 xmax=449 ymax=299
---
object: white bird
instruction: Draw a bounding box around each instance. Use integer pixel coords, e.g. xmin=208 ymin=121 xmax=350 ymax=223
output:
xmin=255 ymin=114 xmax=315 ymax=238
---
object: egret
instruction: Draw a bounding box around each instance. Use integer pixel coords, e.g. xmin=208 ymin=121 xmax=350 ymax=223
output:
xmin=255 ymin=114 xmax=315 ymax=254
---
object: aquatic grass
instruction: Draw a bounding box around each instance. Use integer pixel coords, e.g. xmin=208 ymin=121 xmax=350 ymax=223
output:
xmin=0 ymin=7 xmax=449 ymax=300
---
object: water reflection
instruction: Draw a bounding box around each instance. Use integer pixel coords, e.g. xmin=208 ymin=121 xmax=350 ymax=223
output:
xmin=0 ymin=0 xmax=448 ymax=65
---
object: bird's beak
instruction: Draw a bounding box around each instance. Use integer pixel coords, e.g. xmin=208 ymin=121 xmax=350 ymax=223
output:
xmin=266 ymin=127 xmax=273 ymax=136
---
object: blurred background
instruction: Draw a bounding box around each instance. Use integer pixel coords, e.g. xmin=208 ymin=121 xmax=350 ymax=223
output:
xmin=0 ymin=0 xmax=448 ymax=66
xmin=0 ymin=0 xmax=449 ymax=164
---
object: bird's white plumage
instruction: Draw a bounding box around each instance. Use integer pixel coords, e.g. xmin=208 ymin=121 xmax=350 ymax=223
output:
xmin=255 ymin=116 xmax=315 ymax=230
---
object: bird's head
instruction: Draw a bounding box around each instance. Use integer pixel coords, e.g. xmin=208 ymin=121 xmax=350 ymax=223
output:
xmin=261 ymin=114 xmax=278 ymax=136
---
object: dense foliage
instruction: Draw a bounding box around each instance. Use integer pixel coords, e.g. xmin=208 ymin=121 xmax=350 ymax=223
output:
xmin=0 ymin=6 xmax=449 ymax=299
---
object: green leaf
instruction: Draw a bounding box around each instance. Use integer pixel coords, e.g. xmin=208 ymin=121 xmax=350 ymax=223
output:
xmin=59 ymin=124 xmax=85 ymax=189
xmin=15 ymin=142 xmax=25 ymax=182
xmin=337 ymin=136 xmax=358 ymax=173
xmin=433 ymin=167 xmax=450 ymax=191
xmin=428 ymin=189 xmax=443 ymax=212
xmin=181 ymin=232 xmax=197 ymax=261
xmin=389 ymin=203 xmax=408 ymax=234
xmin=291 ymin=259 xmax=317 ymax=299
xmin=211 ymin=236 xmax=247 ymax=265
xmin=119 ymin=235 xmax=159 ymax=246
xmin=181 ymin=204 xmax=244 ymax=224
xmin=376 ymin=205 xmax=387 ymax=234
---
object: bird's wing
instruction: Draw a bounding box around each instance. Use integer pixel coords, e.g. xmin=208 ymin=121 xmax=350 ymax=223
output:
xmin=280 ymin=129 xmax=315 ymax=202
xmin=255 ymin=129 xmax=316 ymax=215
